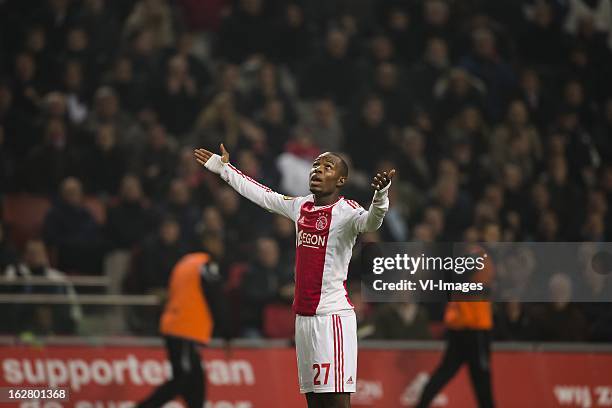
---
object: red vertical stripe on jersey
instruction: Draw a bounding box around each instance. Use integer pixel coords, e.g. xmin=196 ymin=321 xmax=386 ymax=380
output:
xmin=333 ymin=315 xmax=338 ymax=392
xmin=339 ymin=316 xmax=344 ymax=392
xmin=293 ymin=201 xmax=333 ymax=315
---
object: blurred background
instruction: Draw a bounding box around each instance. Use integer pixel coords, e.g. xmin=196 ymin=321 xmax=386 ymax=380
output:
xmin=0 ymin=0 xmax=612 ymax=345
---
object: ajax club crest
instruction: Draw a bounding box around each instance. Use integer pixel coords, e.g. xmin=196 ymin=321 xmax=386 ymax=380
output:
xmin=316 ymin=214 xmax=328 ymax=231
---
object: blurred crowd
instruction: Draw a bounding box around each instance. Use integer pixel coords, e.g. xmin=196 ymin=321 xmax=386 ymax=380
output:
xmin=0 ymin=0 xmax=611 ymax=341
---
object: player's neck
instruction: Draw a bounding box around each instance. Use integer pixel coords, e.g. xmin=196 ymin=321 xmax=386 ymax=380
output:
xmin=313 ymin=192 xmax=340 ymax=207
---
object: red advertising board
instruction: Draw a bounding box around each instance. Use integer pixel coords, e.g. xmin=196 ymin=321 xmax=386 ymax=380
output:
xmin=0 ymin=343 xmax=611 ymax=407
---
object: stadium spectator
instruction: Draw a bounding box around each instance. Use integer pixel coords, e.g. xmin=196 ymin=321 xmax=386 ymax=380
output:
xmin=156 ymin=179 xmax=200 ymax=245
xmin=529 ymin=273 xmax=588 ymax=341
xmin=256 ymin=98 xmax=291 ymax=158
xmin=25 ymin=118 xmax=81 ymax=194
xmin=381 ymin=7 xmax=420 ymax=64
xmin=84 ymin=86 xmax=141 ymax=146
xmin=83 ymin=124 xmax=128 ymax=195
xmin=3 ymin=239 xmax=82 ymax=335
xmin=410 ymin=37 xmax=451 ymax=110
xmin=434 ymin=68 xmax=486 ymax=123
xmin=127 ymin=217 xmax=187 ymax=296
xmin=273 ymin=2 xmax=314 ymax=71
xmin=153 ymin=55 xmax=201 ymax=137
xmin=490 ymin=100 xmax=543 ymax=180
xmin=372 ymin=303 xmax=432 ymax=340
xmin=300 ymin=28 xmax=363 ymax=107
xmin=106 ymin=57 xmax=148 ymax=115
xmin=123 ymin=0 xmax=176 ymax=50
xmin=460 ymin=27 xmax=517 ymax=121
xmin=106 ymin=174 xmax=156 ymax=251
xmin=240 ymin=237 xmax=291 ymax=337
xmin=216 ymin=0 xmax=274 ymax=63
xmin=516 ymin=68 xmax=552 ymax=131
xmin=43 ymin=177 xmax=105 ymax=274
xmin=493 ymin=301 xmax=534 ymax=341
xmin=137 ymin=123 xmax=178 ymax=198
xmin=346 ymin=95 xmax=393 ymax=174
xmin=518 ymin=0 xmax=568 ymax=66
xmin=396 ymin=127 xmax=433 ymax=193
xmin=0 ymin=81 xmax=35 ymax=158
xmin=306 ymin=98 xmax=344 ymax=151
xmin=61 ymin=61 xmax=89 ymax=125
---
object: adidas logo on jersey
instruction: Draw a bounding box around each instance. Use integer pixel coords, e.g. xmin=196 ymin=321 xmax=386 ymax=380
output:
xmin=346 ymin=376 xmax=354 ymax=385
xmin=297 ymin=230 xmax=326 ymax=248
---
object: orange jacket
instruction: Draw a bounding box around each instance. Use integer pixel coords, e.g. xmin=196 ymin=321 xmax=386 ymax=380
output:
xmin=444 ymin=245 xmax=493 ymax=330
xmin=444 ymin=301 xmax=493 ymax=330
xmin=160 ymin=252 xmax=214 ymax=344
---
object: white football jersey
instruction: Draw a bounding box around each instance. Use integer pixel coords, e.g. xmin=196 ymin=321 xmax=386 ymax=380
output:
xmin=206 ymin=155 xmax=390 ymax=316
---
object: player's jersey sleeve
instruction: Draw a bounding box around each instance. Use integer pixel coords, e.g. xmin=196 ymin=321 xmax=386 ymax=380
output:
xmin=348 ymin=183 xmax=391 ymax=233
xmin=205 ymin=154 xmax=301 ymax=221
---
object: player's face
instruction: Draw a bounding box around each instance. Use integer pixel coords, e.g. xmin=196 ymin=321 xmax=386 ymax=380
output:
xmin=309 ymin=153 xmax=345 ymax=195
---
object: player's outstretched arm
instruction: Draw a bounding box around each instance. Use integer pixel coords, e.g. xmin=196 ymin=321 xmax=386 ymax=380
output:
xmin=194 ymin=144 xmax=300 ymax=221
xmin=354 ymin=169 xmax=396 ymax=233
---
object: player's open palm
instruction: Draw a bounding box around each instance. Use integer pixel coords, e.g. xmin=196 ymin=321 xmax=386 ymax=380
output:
xmin=371 ymin=169 xmax=396 ymax=191
xmin=194 ymin=143 xmax=230 ymax=168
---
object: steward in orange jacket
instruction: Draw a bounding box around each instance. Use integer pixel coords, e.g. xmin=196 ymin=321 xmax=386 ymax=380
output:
xmin=417 ymin=222 xmax=499 ymax=408
xmin=138 ymin=251 xmax=229 ymax=408
xmin=444 ymin=243 xmax=494 ymax=331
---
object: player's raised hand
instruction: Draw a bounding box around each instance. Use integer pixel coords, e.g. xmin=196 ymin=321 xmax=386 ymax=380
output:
xmin=194 ymin=143 xmax=230 ymax=167
xmin=219 ymin=143 xmax=230 ymax=163
xmin=371 ymin=169 xmax=396 ymax=191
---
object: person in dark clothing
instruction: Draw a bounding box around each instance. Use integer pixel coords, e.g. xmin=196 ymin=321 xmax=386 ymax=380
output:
xmin=367 ymin=62 xmax=412 ymax=127
xmin=215 ymin=0 xmax=274 ymax=63
xmin=273 ymin=2 xmax=315 ymax=72
xmin=493 ymin=301 xmax=534 ymax=341
xmin=156 ymin=179 xmax=201 ymax=246
xmin=240 ymin=237 xmax=292 ymax=337
xmin=25 ymin=118 xmax=81 ymax=194
xmin=105 ymin=174 xmax=156 ymax=250
xmin=345 ymin=95 xmax=393 ymax=174
xmin=410 ymin=37 xmax=451 ymax=111
xmin=459 ymin=27 xmax=517 ymax=121
xmin=381 ymin=7 xmax=421 ymax=65
xmin=528 ymin=273 xmax=588 ymax=342
xmin=137 ymin=123 xmax=178 ymax=199
xmin=518 ymin=1 xmax=568 ymax=66
xmin=1 ymin=77 xmax=37 ymax=159
xmin=129 ymin=217 xmax=187 ymax=295
xmin=153 ymin=55 xmax=200 ymax=137
xmin=372 ymin=303 xmax=432 ymax=340
xmin=106 ymin=57 xmax=149 ymax=115
xmin=83 ymin=124 xmax=127 ymax=195
xmin=42 ymin=177 xmax=104 ymax=274
xmin=11 ymin=52 xmax=45 ymax=117
xmin=256 ymin=98 xmax=291 ymax=158
xmin=300 ymin=28 xmax=363 ymax=108
xmin=435 ymin=68 xmax=487 ymax=124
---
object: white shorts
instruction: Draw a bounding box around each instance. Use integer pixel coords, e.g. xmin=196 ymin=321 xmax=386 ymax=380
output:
xmin=295 ymin=311 xmax=357 ymax=394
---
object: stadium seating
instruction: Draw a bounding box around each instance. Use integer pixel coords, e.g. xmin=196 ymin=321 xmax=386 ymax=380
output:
xmin=2 ymin=194 xmax=51 ymax=248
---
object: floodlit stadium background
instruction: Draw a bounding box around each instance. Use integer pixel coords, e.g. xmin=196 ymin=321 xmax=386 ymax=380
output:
xmin=0 ymin=0 xmax=611 ymax=406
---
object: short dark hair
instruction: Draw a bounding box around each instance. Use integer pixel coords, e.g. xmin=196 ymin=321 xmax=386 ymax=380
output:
xmin=329 ymin=152 xmax=349 ymax=178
